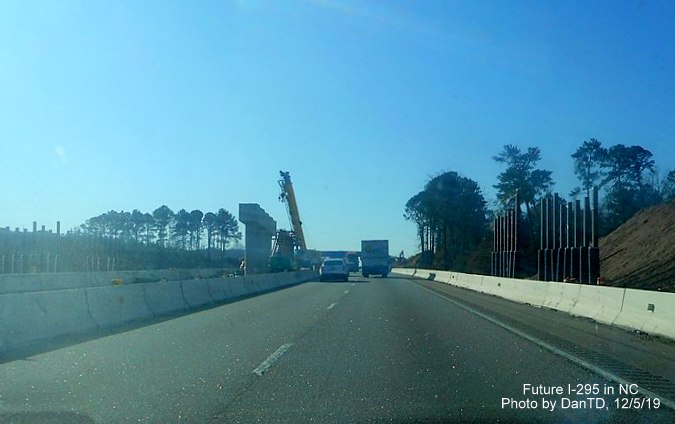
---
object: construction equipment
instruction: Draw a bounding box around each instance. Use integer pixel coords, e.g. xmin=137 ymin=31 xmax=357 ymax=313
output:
xmin=269 ymin=171 xmax=321 ymax=272
xmin=269 ymin=229 xmax=296 ymax=272
xmin=278 ymin=171 xmax=307 ymax=250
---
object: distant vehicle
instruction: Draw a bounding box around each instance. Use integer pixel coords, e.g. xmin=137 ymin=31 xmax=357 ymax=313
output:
xmin=320 ymin=250 xmax=347 ymax=260
xmin=319 ymin=258 xmax=349 ymax=282
xmin=361 ymin=240 xmax=391 ymax=278
xmin=345 ymin=252 xmax=360 ymax=272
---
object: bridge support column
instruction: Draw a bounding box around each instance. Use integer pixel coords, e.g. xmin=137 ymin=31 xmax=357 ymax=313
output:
xmin=238 ymin=204 xmax=276 ymax=275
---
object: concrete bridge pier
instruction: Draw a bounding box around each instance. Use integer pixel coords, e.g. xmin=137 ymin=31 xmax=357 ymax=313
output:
xmin=238 ymin=204 xmax=276 ymax=275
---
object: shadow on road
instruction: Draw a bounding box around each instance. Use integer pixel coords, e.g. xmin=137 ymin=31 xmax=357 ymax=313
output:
xmin=0 ymin=280 xmax=311 ymax=365
xmin=315 ymin=276 xmax=370 ymax=284
xmin=348 ymin=278 xmax=371 ymax=283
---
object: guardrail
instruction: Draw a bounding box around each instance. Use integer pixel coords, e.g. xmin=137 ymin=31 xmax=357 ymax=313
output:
xmin=0 ymin=270 xmax=317 ymax=354
xmin=392 ymin=268 xmax=675 ymax=340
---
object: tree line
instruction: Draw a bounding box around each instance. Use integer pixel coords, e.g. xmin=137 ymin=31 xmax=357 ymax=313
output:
xmin=404 ymin=172 xmax=489 ymax=273
xmin=405 ymin=139 xmax=675 ymax=273
xmin=569 ymin=139 xmax=674 ymax=231
xmin=0 ymin=206 xmax=243 ymax=273
xmin=76 ymin=206 xmax=241 ymax=254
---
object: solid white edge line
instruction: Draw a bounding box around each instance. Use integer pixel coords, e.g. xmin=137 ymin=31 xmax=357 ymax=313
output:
xmin=327 ymin=302 xmax=337 ymax=310
xmin=414 ymin=282 xmax=675 ymax=411
xmin=252 ymin=343 xmax=293 ymax=376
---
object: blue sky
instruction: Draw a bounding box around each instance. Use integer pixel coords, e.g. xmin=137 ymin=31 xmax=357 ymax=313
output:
xmin=1 ymin=0 xmax=674 ymax=256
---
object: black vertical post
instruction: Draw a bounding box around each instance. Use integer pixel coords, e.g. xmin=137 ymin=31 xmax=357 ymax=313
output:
xmin=544 ymin=196 xmax=550 ymax=281
xmin=507 ymin=210 xmax=514 ymax=278
xmin=497 ymin=216 xmax=501 ymax=277
xmin=496 ymin=217 xmax=500 ymax=277
xmin=513 ymin=192 xmax=519 ymax=278
xmin=500 ymin=215 xmax=506 ymax=277
xmin=564 ymin=201 xmax=571 ymax=280
xmin=504 ymin=212 xmax=509 ymax=278
xmin=507 ymin=210 xmax=513 ymax=278
xmin=573 ymin=199 xmax=581 ymax=280
xmin=491 ymin=218 xmax=496 ymax=276
xmin=589 ymin=187 xmax=600 ymax=284
xmin=509 ymin=208 xmax=514 ymax=278
xmin=579 ymin=196 xmax=590 ymax=283
xmin=496 ymin=216 xmax=501 ymax=277
xmin=538 ymin=198 xmax=544 ymax=280
xmin=556 ymin=201 xmax=563 ymax=282
xmin=551 ymin=193 xmax=560 ymax=281
xmin=511 ymin=209 xmax=515 ymax=278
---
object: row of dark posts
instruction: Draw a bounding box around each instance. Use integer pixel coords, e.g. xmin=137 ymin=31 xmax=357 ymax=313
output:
xmin=0 ymin=221 xmax=119 ymax=273
xmin=491 ymin=194 xmax=519 ymax=278
xmin=537 ymin=187 xmax=600 ymax=284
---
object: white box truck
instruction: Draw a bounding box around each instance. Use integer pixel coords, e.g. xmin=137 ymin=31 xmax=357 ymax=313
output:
xmin=361 ymin=240 xmax=391 ymax=278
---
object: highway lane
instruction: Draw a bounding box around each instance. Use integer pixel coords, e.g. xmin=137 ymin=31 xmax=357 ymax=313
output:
xmin=1 ymin=275 xmax=673 ymax=423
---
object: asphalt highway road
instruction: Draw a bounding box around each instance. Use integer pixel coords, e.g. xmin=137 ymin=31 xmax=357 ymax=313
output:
xmin=1 ymin=275 xmax=673 ymax=423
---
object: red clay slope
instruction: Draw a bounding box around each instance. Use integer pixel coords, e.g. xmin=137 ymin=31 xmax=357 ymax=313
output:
xmin=600 ymin=200 xmax=675 ymax=292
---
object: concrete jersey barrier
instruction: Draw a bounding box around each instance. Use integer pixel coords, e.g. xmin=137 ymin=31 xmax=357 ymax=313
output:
xmin=86 ymin=285 xmax=154 ymax=328
xmin=613 ymin=289 xmax=675 ymax=337
xmin=0 ymin=268 xmax=227 ymax=295
xmin=143 ymin=281 xmax=189 ymax=316
xmin=0 ymin=270 xmax=318 ymax=354
xmin=393 ymin=268 xmax=675 ymax=340
xmin=181 ymin=280 xmax=215 ymax=308
xmin=568 ymin=285 xmax=625 ymax=326
xmin=0 ymin=289 xmax=98 ymax=349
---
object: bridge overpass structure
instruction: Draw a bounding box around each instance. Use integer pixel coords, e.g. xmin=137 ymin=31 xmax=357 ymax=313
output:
xmin=238 ymin=203 xmax=276 ymax=275
xmin=0 ymin=266 xmax=673 ymax=422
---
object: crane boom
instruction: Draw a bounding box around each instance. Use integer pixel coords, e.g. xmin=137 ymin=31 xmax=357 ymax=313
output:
xmin=278 ymin=171 xmax=307 ymax=251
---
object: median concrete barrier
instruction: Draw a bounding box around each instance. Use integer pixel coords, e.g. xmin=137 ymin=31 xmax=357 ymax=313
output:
xmin=543 ymin=282 xmax=581 ymax=313
xmin=0 ymin=289 xmax=98 ymax=350
xmin=481 ymin=275 xmax=516 ymax=302
xmin=454 ymin=272 xmax=483 ymax=290
xmin=230 ymin=278 xmax=251 ymax=299
xmin=0 ymin=268 xmax=226 ymax=294
xmin=180 ymin=280 xmax=214 ymax=308
xmin=518 ymin=280 xmax=549 ymax=307
xmin=249 ymin=273 xmax=278 ymax=292
xmin=85 ymin=285 xmax=153 ymax=328
xmin=413 ymin=269 xmax=433 ymax=280
xmin=0 ymin=270 xmax=318 ymax=354
xmin=143 ymin=281 xmax=188 ymax=316
xmin=447 ymin=272 xmax=460 ymax=287
xmin=393 ymin=267 xmax=674 ymax=340
xmin=207 ymin=279 xmax=229 ymax=302
xmin=478 ymin=275 xmax=501 ymax=296
xmin=569 ymin=285 xmax=625 ymax=325
xmin=613 ymin=289 xmax=675 ymax=339
xmin=431 ymin=271 xmax=453 ymax=284
xmin=392 ymin=269 xmax=416 ymax=277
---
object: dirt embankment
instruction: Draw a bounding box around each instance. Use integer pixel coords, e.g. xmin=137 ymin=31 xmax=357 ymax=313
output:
xmin=600 ymin=200 xmax=675 ymax=292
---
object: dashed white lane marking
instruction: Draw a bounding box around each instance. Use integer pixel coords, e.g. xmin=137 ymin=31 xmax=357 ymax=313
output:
xmin=252 ymin=343 xmax=293 ymax=376
xmin=344 ymin=290 xmax=349 ymax=294
xmin=351 ymin=283 xmax=355 ymax=287
xmin=327 ymin=302 xmax=337 ymax=310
